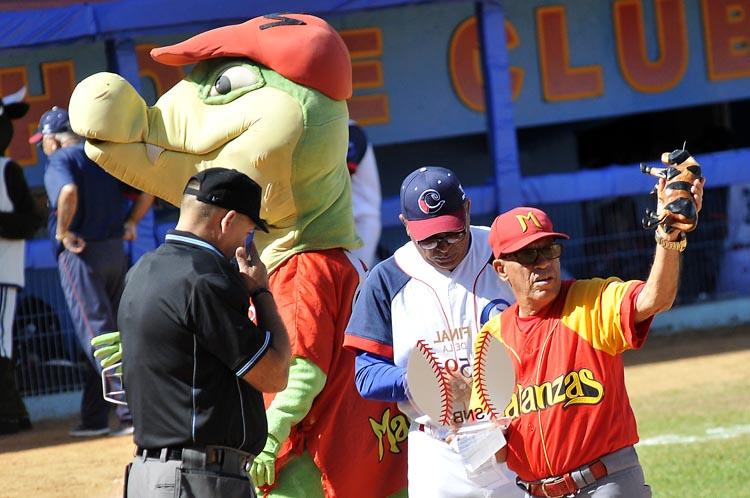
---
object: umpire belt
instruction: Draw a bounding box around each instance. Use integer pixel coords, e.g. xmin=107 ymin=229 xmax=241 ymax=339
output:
xmin=136 ymin=445 xmax=255 ymax=476
xmin=516 ymin=446 xmax=639 ymax=498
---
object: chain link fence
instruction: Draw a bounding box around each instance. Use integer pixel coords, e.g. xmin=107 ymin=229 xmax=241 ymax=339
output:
xmin=13 ymin=268 xmax=85 ymax=397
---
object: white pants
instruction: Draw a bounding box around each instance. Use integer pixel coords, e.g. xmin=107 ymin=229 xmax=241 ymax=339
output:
xmin=0 ymin=286 xmax=17 ymax=359
xmin=407 ymin=428 xmax=523 ymax=498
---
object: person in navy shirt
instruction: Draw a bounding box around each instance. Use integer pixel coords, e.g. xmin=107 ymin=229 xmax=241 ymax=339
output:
xmin=31 ymin=106 xmax=151 ymax=437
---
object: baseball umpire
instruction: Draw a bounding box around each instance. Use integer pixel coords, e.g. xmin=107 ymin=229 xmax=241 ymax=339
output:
xmin=475 ymin=170 xmax=704 ymax=497
xmin=118 ymin=167 xmax=290 ymax=497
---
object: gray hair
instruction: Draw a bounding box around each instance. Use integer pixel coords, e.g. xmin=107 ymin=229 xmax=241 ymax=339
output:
xmin=181 ymin=179 xmax=221 ymax=220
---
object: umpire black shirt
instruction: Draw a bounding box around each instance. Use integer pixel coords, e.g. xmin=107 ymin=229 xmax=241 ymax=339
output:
xmin=119 ymin=230 xmax=270 ymax=455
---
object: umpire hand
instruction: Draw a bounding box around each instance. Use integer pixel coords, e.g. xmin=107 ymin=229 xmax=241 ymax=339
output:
xmin=236 ymin=242 xmax=269 ymax=293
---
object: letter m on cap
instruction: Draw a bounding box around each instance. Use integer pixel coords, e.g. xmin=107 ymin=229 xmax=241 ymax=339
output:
xmin=515 ymin=212 xmax=542 ymax=233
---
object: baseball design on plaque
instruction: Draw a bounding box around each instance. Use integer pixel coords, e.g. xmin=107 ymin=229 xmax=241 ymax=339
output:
xmin=406 ymin=340 xmax=453 ymax=426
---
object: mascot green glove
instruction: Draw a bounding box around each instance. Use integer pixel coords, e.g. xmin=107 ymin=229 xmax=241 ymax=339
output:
xmin=250 ymin=434 xmax=282 ymax=488
xmin=91 ymin=331 xmax=122 ymax=371
xmin=250 ymin=357 xmax=326 ymax=494
xmin=69 ymin=13 xmax=407 ymax=498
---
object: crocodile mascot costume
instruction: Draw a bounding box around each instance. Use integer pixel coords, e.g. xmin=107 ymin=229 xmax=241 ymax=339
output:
xmin=73 ymin=14 xmax=407 ymax=498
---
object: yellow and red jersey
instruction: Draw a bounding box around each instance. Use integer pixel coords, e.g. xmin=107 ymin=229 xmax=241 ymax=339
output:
xmin=479 ymin=278 xmax=652 ymax=482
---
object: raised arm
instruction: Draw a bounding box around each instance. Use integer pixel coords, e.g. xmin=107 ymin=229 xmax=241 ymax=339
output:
xmin=237 ymin=244 xmax=291 ymax=393
xmin=242 ymin=289 xmax=291 ymax=392
xmin=634 ymin=177 xmax=704 ymax=323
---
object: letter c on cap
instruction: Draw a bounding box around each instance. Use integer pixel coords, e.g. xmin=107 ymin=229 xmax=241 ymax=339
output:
xmin=418 ymin=189 xmax=446 ymax=214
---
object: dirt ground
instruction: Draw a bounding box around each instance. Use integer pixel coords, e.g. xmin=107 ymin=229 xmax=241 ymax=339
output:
xmin=623 ymin=324 xmax=750 ymax=396
xmin=1 ymin=324 xmax=748 ymax=498
xmin=0 ymin=415 xmax=133 ymax=498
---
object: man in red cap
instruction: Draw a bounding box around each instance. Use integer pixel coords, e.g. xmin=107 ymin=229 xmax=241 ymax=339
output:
xmin=474 ymin=174 xmax=704 ymax=498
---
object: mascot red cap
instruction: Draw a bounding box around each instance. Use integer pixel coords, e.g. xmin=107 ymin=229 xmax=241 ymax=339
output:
xmin=151 ymin=14 xmax=352 ymax=100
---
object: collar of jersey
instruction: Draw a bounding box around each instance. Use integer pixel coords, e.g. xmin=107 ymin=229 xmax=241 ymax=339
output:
xmin=165 ymin=230 xmax=224 ymax=259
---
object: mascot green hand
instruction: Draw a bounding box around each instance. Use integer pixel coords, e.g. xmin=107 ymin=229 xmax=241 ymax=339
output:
xmin=250 ymin=434 xmax=281 ymax=487
xmin=91 ymin=331 xmax=122 ymax=372
xmin=250 ymin=357 xmax=326 ymax=491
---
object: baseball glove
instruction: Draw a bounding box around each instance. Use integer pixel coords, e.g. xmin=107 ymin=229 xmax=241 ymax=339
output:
xmin=640 ymin=148 xmax=703 ymax=233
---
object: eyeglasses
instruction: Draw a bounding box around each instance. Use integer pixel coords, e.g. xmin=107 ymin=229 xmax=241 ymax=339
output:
xmin=417 ymin=230 xmax=467 ymax=250
xmin=502 ymin=243 xmax=562 ymax=265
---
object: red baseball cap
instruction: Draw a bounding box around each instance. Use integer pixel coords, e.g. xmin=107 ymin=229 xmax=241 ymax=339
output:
xmin=489 ymin=207 xmax=569 ymax=258
xmin=150 ymin=14 xmax=352 ymax=101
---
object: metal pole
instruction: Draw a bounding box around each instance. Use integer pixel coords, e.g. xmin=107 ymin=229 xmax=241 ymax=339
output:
xmin=476 ymin=0 xmax=523 ymax=213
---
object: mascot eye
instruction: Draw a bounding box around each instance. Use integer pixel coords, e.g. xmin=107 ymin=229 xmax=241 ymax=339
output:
xmin=209 ymin=66 xmax=260 ymax=96
xmin=214 ymin=76 xmax=231 ymax=95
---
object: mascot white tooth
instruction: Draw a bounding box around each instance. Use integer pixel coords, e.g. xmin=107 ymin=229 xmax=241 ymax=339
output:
xmin=72 ymin=14 xmax=407 ymax=498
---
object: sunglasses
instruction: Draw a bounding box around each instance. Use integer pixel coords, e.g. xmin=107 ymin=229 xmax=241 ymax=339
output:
xmin=417 ymin=229 xmax=467 ymax=250
xmin=502 ymin=243 xmax=563 ymax=265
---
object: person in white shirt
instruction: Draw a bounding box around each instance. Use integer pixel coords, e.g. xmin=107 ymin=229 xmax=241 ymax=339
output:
xmin=345 ymin=166 xmax=522 ymax=497
xmin=347 ymin=121 xmax=382 ymax=268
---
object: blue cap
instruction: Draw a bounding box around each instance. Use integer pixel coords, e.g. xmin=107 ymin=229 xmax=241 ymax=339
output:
xmin=29 ymin=106 xmax=71 ymax=144
xmin=346 ymin=121 xmax=368 ymax=174
xmin=399 ymin=166 xmax=467 ymax=241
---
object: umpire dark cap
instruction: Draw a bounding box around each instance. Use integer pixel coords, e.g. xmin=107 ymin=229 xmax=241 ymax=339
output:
xmin=184 ymin=168 xmax=269 ymax=232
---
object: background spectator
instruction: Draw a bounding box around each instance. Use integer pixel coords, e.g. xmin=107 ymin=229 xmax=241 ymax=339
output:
xmin=0 ymin=87 xmax=44 ymax=435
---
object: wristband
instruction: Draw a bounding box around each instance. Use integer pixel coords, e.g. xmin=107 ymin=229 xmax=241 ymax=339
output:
xmin=250 ymin=287 xmax=272 ymax=299
xmin=55 ymin=231 xmax=70 ymax=241
xmin=655 ymin=230 xmax=687 ymax=252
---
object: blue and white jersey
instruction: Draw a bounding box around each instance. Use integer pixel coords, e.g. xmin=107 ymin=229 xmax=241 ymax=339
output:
xmin=346 ymin=225 xmax=514 ymax=423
